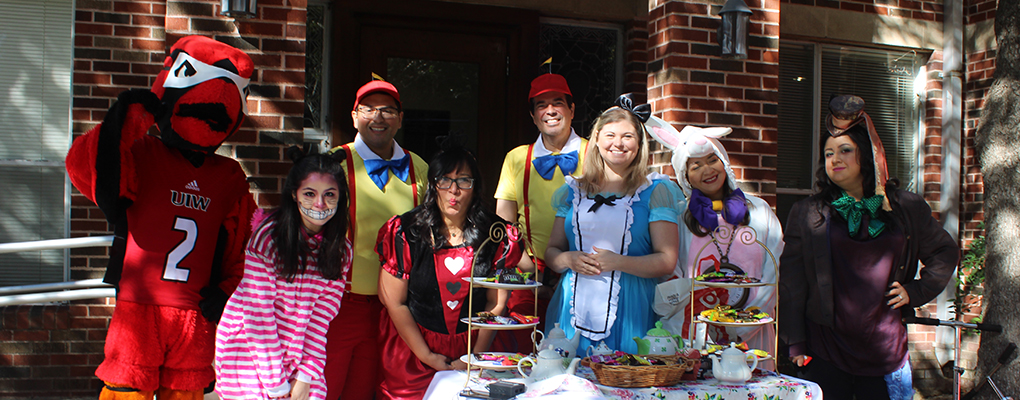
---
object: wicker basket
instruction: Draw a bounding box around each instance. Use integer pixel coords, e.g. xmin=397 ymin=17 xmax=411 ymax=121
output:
xmin=585 ymin=355 xmax=695 ymax=388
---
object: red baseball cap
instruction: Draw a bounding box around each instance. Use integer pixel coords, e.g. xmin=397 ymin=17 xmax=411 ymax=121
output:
xmin=529 ymin=74 xmax=572 ymax=100
xmin=354 ymin=80 xmax=401 ymax=110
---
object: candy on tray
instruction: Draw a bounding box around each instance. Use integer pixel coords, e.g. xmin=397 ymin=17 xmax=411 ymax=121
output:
xmin=699 ymin=305 xmax=770 ymax=323
xmin=497 ymin=268 xmax=526 ymax=284
xmin=510 ymin=312 xmax=539 ymax=324
xmin=589 ymin=352 xmax=670 ymax=366
xmin=694 ymin=271 xmax=761 ymax=284
xmin=474 ymin=352 xmax=529 ymax=366
xmin=482 ymin=268 xmax=536 ymax=285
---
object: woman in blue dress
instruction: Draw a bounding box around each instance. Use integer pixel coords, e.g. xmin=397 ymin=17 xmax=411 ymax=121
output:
xmin=544 ymin=95 xmax=682 ymax=354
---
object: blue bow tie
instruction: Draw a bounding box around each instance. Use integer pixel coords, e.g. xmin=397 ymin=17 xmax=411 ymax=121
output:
xmin=532 ymin=151 xmax=578 ymax=180
xmin=364 ymin=155 xmax=410 ymax=190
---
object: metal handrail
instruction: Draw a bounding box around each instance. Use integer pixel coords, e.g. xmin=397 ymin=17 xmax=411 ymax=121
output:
xmin=0 ymin=278 xmax=112 ymax=296
xmin=0 ymin=235 xmax=114 ymax=254
xmin=0 ymin=236 xmax=116 ymax=306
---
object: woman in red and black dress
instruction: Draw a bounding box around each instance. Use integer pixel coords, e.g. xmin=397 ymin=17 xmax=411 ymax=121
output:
xmin=376 ymin=145 xmax=523 ymax=400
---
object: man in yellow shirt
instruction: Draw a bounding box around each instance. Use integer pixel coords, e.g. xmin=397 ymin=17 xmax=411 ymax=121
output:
xmin=494 ymin=74 xmax=587 ymax=351
xmin=324 ymin=80 xmax=428 ymax=400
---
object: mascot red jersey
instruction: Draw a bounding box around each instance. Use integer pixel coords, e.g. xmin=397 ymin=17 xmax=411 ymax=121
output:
xmin=66 ymin=36 xmax=257 ymax=400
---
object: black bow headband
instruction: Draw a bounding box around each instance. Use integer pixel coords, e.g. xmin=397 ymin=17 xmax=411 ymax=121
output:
xmin=614 ymin=93 xmax=650 ymax=123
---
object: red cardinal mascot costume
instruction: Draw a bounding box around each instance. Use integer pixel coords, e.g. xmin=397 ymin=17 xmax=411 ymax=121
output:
xmin=65 ymin=36 xmax=257 ymax=400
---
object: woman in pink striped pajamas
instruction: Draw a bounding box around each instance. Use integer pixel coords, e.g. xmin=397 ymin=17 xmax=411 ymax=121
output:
xmin=214 ymin=151 xmax=352 ymax=400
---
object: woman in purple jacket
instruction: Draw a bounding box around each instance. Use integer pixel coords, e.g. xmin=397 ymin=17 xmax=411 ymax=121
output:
xmin=779 ymin=95 xmax=958 ymax=400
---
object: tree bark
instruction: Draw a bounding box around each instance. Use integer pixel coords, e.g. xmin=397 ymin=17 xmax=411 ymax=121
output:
xmin=974 ymin=1 xmax=1020 ymax=398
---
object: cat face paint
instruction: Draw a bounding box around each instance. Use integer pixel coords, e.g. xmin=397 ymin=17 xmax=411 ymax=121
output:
xmin=294 ymin=172 xmax=340 ymax=234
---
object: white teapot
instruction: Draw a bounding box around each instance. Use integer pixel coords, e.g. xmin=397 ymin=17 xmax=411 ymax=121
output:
xmin=535 ymin=322 xmax=580 ymax=359
xmin=586 ymin=341 xmax=614 ymax=358
xmin=517 ymin=345 xmax=581 ymax=383
xmin=708 ymin=343 xmax=758 ymax=384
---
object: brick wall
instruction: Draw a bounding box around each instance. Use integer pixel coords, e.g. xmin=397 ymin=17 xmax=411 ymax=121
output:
xmin=0 ymin=0 xmax=305 ymax=397
xmin=647 ymin=0 xmax=780 ymax=206
xmin=0 ymin=304 xmax=112 ymax=397
xmin=779 ymin=0 xmax=944 ymax=21
xmin=962 ymin=0 xmax=996 ymax=244
xmin=962 ymin=46 xmax=993 ymax=244
xmin=966 ymin=0 xmax=997 ymax=24
xmin=624 ymin=18 xmax=650 ymax=97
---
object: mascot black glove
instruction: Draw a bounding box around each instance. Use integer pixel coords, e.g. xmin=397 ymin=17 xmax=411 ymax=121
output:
xmin=199 ymin=285 xmax=230 ymax=323
xmin=115 ymin=88 xmax=162 ymax=117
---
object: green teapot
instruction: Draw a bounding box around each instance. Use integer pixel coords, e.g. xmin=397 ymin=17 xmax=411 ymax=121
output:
xmin=633 ymin=321 xmax=684 ymax=355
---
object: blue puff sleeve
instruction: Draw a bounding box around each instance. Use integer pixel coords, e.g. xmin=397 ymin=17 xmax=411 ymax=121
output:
xmin=647 ymin=179 xmax=683 ymax=224
xmin=551 ymin=183 xmax=574 ymax=218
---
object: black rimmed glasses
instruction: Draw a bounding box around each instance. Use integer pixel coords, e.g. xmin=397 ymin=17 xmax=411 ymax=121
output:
xmin=357 ymin=105 xmax=400 ymax=120
xmin=436 ymin=177 xmax=474 ymax=190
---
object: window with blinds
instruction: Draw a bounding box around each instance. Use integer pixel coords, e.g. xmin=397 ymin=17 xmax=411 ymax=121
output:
xmin=777 ymin=43 xmax=816 ymax=191
xmin=820 ymin=46 xmax=919 ymax=188
xmin=777 ymin=41 xmax=922 ymax=223
xmin=0 ymin=0 xmax=74 ymax=286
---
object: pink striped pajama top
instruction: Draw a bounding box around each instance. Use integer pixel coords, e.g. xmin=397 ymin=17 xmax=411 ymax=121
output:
xmin=215 ymin=220 xmax=351 ymax=400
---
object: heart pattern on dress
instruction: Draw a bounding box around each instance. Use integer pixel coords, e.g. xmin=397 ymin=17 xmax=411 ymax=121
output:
xmin=446 ymin=300 xmax=459 ymax=310
xmin=446 ymin=281 xmax=461 ymax=295
xmin=445 ymin=256 xmax=465 ymax=275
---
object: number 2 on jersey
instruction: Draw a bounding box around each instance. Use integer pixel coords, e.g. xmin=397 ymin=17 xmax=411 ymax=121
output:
xmin=163 ymin=216 xmax=197 ymax=282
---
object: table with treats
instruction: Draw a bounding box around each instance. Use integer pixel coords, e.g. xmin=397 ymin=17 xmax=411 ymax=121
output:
xmin=427 ymin=224 xmax=821 ymax=399
xmin=424 ymin=364 xmax=821 ymax=400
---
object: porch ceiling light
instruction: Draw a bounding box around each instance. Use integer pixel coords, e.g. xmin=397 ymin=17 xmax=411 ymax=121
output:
xmin=221 ymin=0 xmax=256 ymax=19
xmin=717 ymin=0 xmax=752 ymax=59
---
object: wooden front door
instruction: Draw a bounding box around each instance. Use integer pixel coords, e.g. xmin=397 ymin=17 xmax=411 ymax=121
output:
xmin=332 ymin=1 xmax=539 ymax=201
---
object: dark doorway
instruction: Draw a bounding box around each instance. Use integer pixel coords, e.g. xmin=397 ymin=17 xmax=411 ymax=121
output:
xmin=331 ymin=1 xmax=539 ymax=201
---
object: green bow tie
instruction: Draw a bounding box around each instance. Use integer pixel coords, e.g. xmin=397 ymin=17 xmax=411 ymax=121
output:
xmin=831 ymin=191 xmax=886 ymax=238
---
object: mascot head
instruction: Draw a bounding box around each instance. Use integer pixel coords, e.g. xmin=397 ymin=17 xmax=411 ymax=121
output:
xmin=152 ymin=35 xmax=253 ymax=154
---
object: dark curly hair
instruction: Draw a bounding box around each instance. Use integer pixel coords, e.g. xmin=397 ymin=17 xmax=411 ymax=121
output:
xmin=409 ymin=145 xmax=506 ymax=276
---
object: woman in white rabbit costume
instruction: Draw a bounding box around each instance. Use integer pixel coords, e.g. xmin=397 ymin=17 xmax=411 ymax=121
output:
xmin=647 ymin=118 xmax=784 ymax=363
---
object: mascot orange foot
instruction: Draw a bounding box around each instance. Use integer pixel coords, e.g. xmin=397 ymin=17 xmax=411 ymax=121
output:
xmin=99 ymin=384 xmax=202 ymax=400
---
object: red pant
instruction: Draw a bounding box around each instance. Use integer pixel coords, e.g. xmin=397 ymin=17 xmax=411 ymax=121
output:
xmin=324 ymin=293 xmax=383 ymax=400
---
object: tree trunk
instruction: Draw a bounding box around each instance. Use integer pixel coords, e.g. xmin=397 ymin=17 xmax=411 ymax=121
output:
xmin=974 ymin=1 xmax=1020 ymax=398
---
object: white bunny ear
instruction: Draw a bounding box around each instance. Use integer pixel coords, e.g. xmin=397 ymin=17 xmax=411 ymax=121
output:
xmin=678 ymin=125 xmax=733 ymax=139
xmin=645 ymin=116 xmax=683 ymax=150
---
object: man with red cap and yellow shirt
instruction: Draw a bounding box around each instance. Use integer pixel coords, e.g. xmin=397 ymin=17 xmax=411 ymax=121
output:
xmin=495 ymin=74 xmax=587 ymax=351
xmin=324 ymin=80 xmax=428 ymax=400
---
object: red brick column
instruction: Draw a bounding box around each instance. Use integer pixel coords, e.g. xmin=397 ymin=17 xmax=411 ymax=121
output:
xmin=647 ymin=0 xmax=780 ymax=205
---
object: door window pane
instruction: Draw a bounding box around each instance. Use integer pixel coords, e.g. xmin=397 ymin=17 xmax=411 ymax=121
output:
xmin=540 ymin=21 xmax=622 ymax=136
xmin=387 ymin=58 xmax=480 ymax=163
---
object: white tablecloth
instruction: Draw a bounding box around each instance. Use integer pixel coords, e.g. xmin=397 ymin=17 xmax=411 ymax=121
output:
xmin=424 ymin=367 xmax=822 ymax=400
